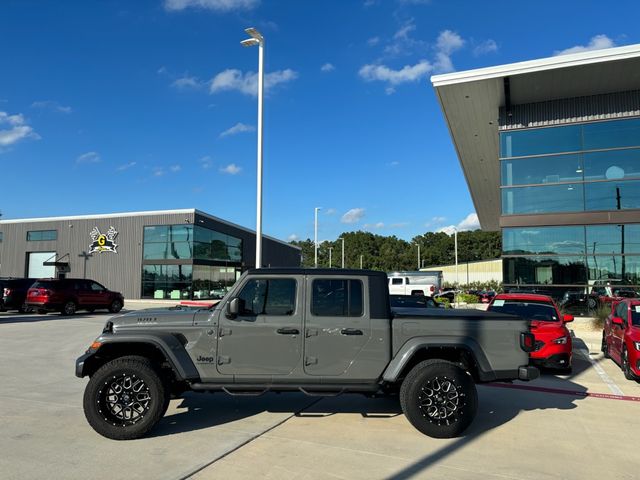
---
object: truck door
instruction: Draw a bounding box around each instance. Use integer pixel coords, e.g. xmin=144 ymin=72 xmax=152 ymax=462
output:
xmin=389 ymin=277 xmax=404 ymax=295
xmin=303 ymin=276 xmax=370 ymax=377
xmin=216 ymin=275 xmax=303 ymax=376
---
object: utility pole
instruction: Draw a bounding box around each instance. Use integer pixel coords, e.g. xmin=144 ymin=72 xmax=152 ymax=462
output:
xmin=360 ymin=255 xmax=363 ymax=269
xmin=314 ymin=207 xmax=321 ymax=268
xmin=328 ymin=247 xmax=333 ymax=268
xmin=339 ymin=237 xmax=345 ymax=268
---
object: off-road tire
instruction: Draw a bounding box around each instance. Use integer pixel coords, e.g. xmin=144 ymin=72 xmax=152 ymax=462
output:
xmin=400 ymin=359 xmax=477 ymax=438
xmin=61 ymin=301 xmax=77 ymax=316
xmin=622 ymin=348 xmax=635 ymax=381
xmin=83 ymin=356 xmax=168 ymax=440
xmin=109 ymin=299 xmax=123 ymax=313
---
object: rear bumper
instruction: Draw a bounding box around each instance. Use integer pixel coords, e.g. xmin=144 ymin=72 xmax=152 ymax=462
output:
xmin=26 ymin=301 xmax=61 ymax=311
xmin=518 ymin=365 xmax=539 ymax=381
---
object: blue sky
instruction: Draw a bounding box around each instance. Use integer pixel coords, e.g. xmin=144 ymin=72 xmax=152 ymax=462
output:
xmin=1 ymin=0 xmax=638 ymax=242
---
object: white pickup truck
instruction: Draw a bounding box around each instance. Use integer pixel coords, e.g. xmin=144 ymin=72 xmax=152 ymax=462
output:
xmin=388 ymin=272 xmax=442 ymax=297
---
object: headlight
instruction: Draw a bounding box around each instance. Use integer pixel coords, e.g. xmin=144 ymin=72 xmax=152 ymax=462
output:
xmin=634 ymin=341 xmax=640 ymax=351
xmin=553 ymin=336 xmax=569 ymax=345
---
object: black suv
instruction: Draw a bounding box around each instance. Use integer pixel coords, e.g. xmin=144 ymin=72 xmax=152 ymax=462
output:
xmin=1 ymin=278 xmax=37 ymax=313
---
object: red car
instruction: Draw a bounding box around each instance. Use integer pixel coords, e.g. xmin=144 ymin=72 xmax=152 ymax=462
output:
xmin=26 ymin=278 xmax=124 ymax=315
xmin=601 ymin=298 xmax=640 ymax=380
xmin=488 ymin=293 xmax=573 ymax=372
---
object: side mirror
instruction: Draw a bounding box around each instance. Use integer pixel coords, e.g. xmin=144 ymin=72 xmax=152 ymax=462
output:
xmin=563 ymin=314 xmax=574 ymax=323
xmin=611 ymin=316 xmax=624 ymax=327
xmin=226 ymin=297 xmax=241 ymax=319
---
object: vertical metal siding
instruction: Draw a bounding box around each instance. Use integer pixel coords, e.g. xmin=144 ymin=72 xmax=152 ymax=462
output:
xmin=499 ymin=90 xmax=640 ymax=130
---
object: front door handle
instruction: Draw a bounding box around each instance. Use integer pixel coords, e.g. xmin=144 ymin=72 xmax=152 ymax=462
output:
xmin=341 ymin=328 xmax=363 ymax=336
xmin=277 ymin=327 xmax=300 ymax=335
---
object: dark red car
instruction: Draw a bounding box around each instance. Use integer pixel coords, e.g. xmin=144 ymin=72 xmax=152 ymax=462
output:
xmin=26 ymin=278 xmax=124 ymax=315
xmin=488 ymin=293 xmax=573 ymax=372
xmin=602 ymin=298 xmax=640 ymax=380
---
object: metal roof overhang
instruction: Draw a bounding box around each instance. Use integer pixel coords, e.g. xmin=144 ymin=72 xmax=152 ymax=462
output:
xmin=431 ymin=44 xmax=640 ymax=231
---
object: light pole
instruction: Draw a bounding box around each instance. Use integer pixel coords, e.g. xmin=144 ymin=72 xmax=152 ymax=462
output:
xmin=360 ymin=255 xmax=363 ymax=269
xmin=413 ymin=242 xmax=421 ymax=270
xmin=314 ymin=207 xmax=321 ymax=267
xmin=241 ymin=27 xmax=264 ymax=268
xmin=339 ymin=237 xmax=345 ymax=268
xmin=328 ymin=247 xmax=333 ymax=268
xmin=452 ymin=227 xmax=459 ymax=306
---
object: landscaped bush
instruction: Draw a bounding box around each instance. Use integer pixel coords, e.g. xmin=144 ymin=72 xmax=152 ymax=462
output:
xmin=456 ymin=293 xmax=480 ymax=304
xmin=592 ymin=304 xmax=611 ymax=330
xmin=434 ymin=296 xmax=451 ymax=308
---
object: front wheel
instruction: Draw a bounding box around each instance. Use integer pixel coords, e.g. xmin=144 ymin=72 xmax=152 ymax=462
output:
xmin=400 ymin=360 xmax=478 ymax=438
xmin=622 ymin=348 xmax=635 ymax=381
xmin=109 ymin=299 xmax=123 ymax=313
xmin=601 ymin=333 xmax=609 ymax=358
xmin=83 ymin=356 xmax=168 ymax=440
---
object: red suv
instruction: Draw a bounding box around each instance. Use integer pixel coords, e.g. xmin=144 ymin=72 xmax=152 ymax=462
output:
xmin=601 ymin=298 xmax=640 ymax=381
xmin=488 ymin=293 xmax=573 ymax=372
xmin=26 ymin=279 xmax=124 ymax=315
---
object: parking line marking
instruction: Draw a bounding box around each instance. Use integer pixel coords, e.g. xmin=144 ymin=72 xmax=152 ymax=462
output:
xmin=575 ymin=347 xmax=625 ymax=396
xmin=484 ymin=383 xmax=640 ymax=403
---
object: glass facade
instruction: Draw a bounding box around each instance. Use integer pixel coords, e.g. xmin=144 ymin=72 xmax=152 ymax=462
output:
xmin=500 ymin=118 xmax=640 ymax=215
xmin=503 ymin=225 xmax=640 ymax=312
xmin=27 ymin=230 xmax=57 ymax=241
xmin=141 ymin=224 xmax=243 ymax=299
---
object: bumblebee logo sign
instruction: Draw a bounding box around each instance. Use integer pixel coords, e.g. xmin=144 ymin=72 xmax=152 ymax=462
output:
xmin=89 ymin=226 xmax=119 ymax=254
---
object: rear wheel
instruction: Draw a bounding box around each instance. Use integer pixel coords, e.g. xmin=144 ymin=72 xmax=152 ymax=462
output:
xmin=61 ymin=301 xmax=76 ymax=316
xmin=400 ymin=360 xmax=478 ymax=438
xmin=18 ymin=303 xmax=32 ymax=314
xmin=83 ymin=356 xmax=168 ymax=440
xmin=109 ymin=299 xmax=123 ymax=313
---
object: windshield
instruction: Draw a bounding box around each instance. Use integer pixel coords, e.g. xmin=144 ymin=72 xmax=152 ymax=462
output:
xmin=488 ymin=300 xmax=559 ymax=322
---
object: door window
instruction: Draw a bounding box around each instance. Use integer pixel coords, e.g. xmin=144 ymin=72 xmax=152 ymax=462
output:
xmin=89 ymin=282 xmax=105 ymax=291
xmin=237 ymin=279 xmax=296 ymax=316
xmin=616 ymin=302 xmax=628 ymax=323
xmin=391 ymin=278 xmax=403 ymax=285
xmin=311 ymin=279 xmax=363 ymax=317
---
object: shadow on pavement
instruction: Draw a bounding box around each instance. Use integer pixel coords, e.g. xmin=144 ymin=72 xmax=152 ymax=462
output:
xmin=0 ymin=311 xmax=114 ymax=324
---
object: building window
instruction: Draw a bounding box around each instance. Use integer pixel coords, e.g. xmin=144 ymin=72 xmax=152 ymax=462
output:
xmin=26 ymin=230 xmax=57 ymax=241
xmin=0 ymin=232 xmax=3 ymax=242
xmin=194 ymin=226 xmax=243 ymax=262
xmin=500 ymin=118 xmax=640 ymax=215
xmin=503 ymin=226 xmax=586 ymax=255
xmin=311 ymin=279 xmax=363 ymax=317
xmin=192 ymin=265 xmax=241 ymax=299
xmin=143 ymin=225 xmax=194 ymax=260
xmin=141 ymin=264 xmax=193 ymax=300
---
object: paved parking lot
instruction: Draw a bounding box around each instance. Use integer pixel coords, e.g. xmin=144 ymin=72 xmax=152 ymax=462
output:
xmin=1 ymin=305 xmax=639 ymax=480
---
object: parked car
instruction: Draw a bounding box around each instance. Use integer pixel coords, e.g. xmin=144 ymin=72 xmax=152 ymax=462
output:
xmin=479 ymin=291 xmax=496 ymax=304
xmin=434 ymin=288 xmax=459 ymax=303
xmin=389 ymin=294 xmax=443 ymax=311
xmin=601 ymin=298 xmax=640 ymax=380
xmin=588 ymin=279 xmax=639 ymax=310
xmin=1 ymin=278 xmax=37 ymax=313
xmin=26 ymin=278 xmax=124 ymax=315
xmin=488 ymin=293 xmax=573 ymax=372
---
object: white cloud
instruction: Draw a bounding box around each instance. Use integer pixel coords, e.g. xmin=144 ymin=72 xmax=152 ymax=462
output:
xmin=171 ymin=75 xmax=204 ymax=90
xmin=31 ymin=100 xmax=72 ymax=114
xmin=287 ymin=234 xmax=299 ymax=241
xmin=76 ymin=151 xmax=101 ymax=164
xmin=153 ymin=167 xmax=165 ymax=177
xmin=364 ymin=222 xmax=385 ymax=229
xmin=433 ymin=30 xmax=464 ymax=73
xmin=170 ymin=164 xmax=181 ymax=172
xmin=210 ymin=68 xmax=298 ymax=97
xmin=325 ymin=208 xmax=336 ymax=215
xmin=367 ymin=36 xmax=380 ymax=47
xmin=199 ymin=155 xmax=213 ymax=169
xmin=473 ymin=39 xmax=498 ymax=56
xmin=341 ymin=208 xmax=365 ymax=224
xmin=220 ymin=163 xmax=241 ymax=175
xmin=0 ymin=111 xmax=39 ymax=147
xmin=359 ymin=60 xmax=432 ymax=85
xmin=116 ymin=161 xmax=137 ymax=171
xmin=437 ymin=213 xmax=480 ymax=235
xmin=164 ymin=0 xmax=259 ymax=12
xmin=554 ymin=34 xmax=615 ymax=56
xmin=431 ymin=216 xmax=446 ymax=224
xmin=320 ymin=63 xmax=335 ymax=72
xmin=388 ymin=161 xmax=400 ymax=167
xmin=219 ymin=122 xmax=255 ymax=138
xmin=394 ymin=22 xmax=416 ymax=41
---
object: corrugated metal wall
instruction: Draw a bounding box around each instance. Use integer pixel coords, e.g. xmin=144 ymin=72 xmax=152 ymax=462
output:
xmin=0 ymin=211 xmax=301 ymax=299
xmin=422 ymin=259 xmax=503 ymax=285
xmin=499 ymin=90 xmax=640 ymax=130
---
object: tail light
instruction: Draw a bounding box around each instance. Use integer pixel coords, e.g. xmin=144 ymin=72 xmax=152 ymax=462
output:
xmin=520 ymin=332 xmax=535 ymax=353
xmin=430 ymin=285 xmax=435 ymax=293
xmin=3 ymin=288 xmax=10 ymax=296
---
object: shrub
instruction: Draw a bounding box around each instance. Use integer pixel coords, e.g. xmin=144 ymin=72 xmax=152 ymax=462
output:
xmin=434 ymin=297 xmax=451 ymax=308
xmin=456 ymin=293 xmax=480 ymax=304
xmin=592 ymin=305 xmax=611 ymax=330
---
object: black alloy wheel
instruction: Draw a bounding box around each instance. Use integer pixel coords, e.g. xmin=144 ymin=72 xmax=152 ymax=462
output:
xmin=83 ymin=356 xmax=168 ymax=440
xmin=622 ymin=348 xmax=635 ymax=381
xmin=400 ymin=359 xmax=478 ymax=438
xmin=62 ymin=301 xmax=77 ymax=316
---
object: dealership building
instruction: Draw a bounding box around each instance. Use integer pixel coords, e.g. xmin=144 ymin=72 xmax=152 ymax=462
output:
xmin=432 ymin=44 xmax=640 ymax=304
xmin=0 ymin=209 xmax=300 ymax=300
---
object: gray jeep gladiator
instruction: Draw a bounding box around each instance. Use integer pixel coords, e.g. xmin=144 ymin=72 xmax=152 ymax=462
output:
xmin=76 ymin=269 xmax=538 ymax=440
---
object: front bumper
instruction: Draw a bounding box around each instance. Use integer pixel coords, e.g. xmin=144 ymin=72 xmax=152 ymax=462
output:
xmin=518 ymin=365 xmax=540 ymax=381
xmin=531 ymin=353 xmax=572 ymax=370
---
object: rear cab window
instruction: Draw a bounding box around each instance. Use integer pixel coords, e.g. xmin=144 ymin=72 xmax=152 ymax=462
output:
xmin=311 ymin=279 xmax=363 ymax=317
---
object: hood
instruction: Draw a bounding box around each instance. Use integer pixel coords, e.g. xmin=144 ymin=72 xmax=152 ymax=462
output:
xmin=109 ymin=305 xmax=206 ymax=331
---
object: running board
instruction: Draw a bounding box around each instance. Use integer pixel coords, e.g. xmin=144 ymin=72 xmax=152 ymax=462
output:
xmin=190 ymin=383 xmax=380 ymax=396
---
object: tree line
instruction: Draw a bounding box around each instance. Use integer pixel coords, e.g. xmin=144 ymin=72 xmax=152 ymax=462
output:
xmin=290 ymin=230 xmax=501 ymax=271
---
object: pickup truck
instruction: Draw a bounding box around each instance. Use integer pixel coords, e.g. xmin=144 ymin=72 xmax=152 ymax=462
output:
xmin=76 ymin=268 xmax=538 ymax=441
xmin=388 ymin=272 xmax=441 ymax=297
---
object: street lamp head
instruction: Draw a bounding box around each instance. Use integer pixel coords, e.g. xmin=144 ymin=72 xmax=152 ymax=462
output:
xmin=241 ymin=38 xmax=260 ymax=48
xmin=245 ymin=27 xmax=264 ymax=41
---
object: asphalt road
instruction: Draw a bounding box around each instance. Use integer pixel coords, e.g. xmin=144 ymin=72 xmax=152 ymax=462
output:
xmin=1 ymin=306 xmax=639 ymax=480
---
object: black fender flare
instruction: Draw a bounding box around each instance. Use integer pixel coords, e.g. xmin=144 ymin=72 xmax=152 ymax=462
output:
xmin=381 ymin=336 xmax=494 ymax=383
xmin=76 ymin=332 xmax=200 ymax=381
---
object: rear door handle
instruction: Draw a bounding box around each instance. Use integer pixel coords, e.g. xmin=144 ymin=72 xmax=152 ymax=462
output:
xmin=277 ymin=328 xmax=300 ymax=335
xmin=341 ymin=328 xmax=363 ymax=336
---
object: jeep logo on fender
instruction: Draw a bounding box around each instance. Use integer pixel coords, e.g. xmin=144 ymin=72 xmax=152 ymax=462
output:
xmin=197 ymin=355 xmax=215 ymax=363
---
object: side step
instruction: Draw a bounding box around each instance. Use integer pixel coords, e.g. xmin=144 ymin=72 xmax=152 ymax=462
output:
xmin=190 ymin=383 xmax=380 ymax=396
